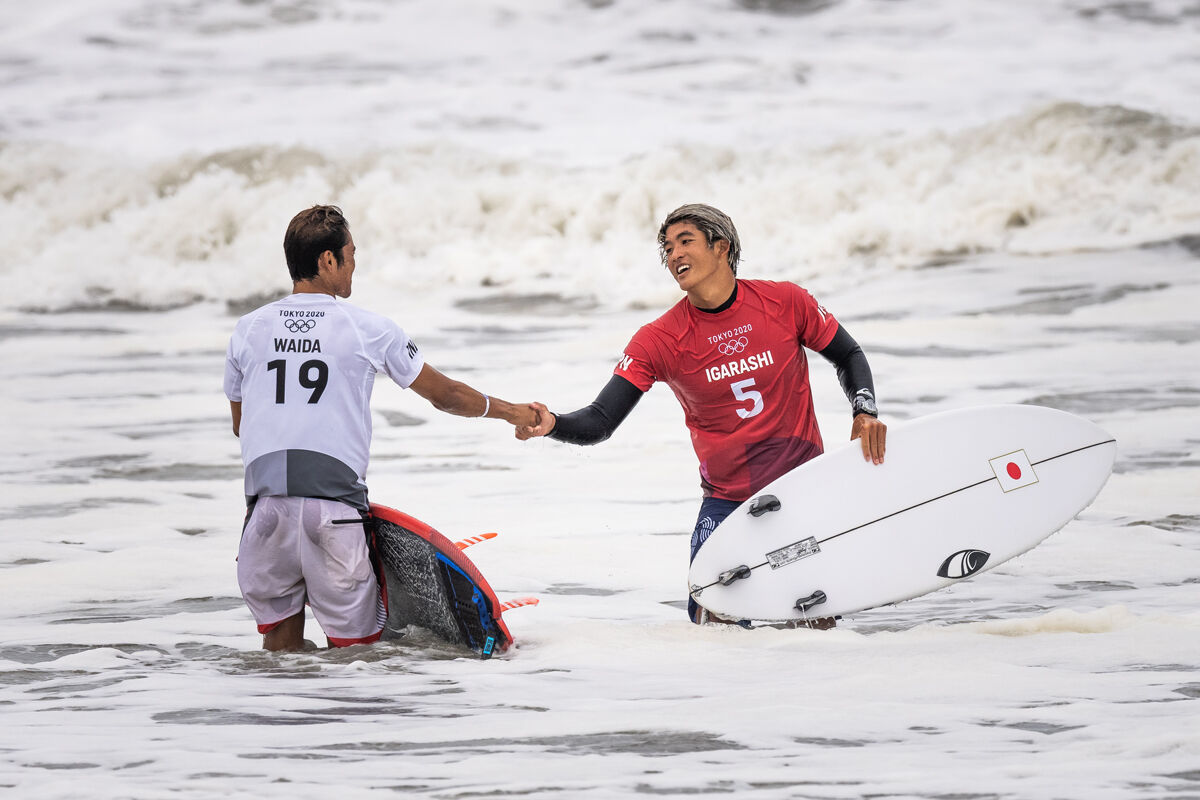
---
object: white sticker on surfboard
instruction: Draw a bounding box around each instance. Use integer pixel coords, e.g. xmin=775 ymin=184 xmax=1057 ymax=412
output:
xmin=766 ymin=536 xmax=820 ymax=569
xmin=989 ymin=449 xmax=1039 ymax=492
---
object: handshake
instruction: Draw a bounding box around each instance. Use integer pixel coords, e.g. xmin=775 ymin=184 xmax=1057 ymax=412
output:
xmin=511 ymin=402 xmax=554 ymax=441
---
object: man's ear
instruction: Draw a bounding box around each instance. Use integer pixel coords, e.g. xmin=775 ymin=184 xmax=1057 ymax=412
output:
xmin=317 ymin=249 xmax=337 ymax=274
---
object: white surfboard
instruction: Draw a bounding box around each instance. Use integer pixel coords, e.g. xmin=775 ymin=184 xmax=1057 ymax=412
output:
xmin=687 ymin=405 xmax=1116 ymax=622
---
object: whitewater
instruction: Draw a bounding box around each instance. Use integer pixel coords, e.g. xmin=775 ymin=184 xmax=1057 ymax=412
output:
xmin=1 ymin=1 xmax=1198 ymax=798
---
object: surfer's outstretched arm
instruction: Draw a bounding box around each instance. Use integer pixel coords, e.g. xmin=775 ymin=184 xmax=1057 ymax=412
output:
xmin=409 ymin=364 xmax=538 ymax=427
xmin=516 ymin=375 xmax=643 ymax=444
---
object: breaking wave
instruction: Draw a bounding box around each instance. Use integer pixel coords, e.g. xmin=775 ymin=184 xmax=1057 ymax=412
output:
xmin=4 ymin=102 xmax=1198 ymax=312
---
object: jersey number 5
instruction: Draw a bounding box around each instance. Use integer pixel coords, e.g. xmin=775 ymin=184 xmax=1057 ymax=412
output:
xmin=730 ymin=378 xmax=764 ymax=419
xmin=267 ymin=359 xmax=328 ymax=404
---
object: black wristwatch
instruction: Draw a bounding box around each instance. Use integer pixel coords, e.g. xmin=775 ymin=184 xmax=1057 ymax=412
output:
xmin=852 ymin=389 xmax=878 ymax=418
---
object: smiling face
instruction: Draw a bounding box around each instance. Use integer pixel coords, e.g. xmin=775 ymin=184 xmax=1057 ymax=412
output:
xmin=661 ymin=222 xmax=734 ymax=306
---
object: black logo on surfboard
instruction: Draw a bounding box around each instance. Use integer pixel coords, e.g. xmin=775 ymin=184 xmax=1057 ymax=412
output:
xmin=937 ymin=549 xmax=990 ymax=579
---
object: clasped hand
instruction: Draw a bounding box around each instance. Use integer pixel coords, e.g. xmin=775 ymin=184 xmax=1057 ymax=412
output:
xmin=515 ymin=402 xmax=554 ymax=440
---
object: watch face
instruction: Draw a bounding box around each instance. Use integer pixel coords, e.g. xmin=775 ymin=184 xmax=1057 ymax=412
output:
xmin=854 ymin=393 xmax=878 ymax=416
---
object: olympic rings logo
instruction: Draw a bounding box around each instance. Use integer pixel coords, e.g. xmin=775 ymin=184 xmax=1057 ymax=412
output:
xmin=717 ymin=336 xmax=749 ymax=356
xmin=285 ymin=319 xmax=317 ymax=333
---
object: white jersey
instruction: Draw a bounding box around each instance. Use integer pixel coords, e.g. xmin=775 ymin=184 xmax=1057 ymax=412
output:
xmin=223 ymin=292 xmax=424 ymax=510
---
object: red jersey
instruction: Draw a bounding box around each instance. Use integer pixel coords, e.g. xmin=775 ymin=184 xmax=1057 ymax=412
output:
xmin=615 ymin=279 xmax=840 ymax=502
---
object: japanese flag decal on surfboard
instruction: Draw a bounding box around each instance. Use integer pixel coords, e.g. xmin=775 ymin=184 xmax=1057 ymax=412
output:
xmin=688 ymin=405 xmax=1116 ymax=622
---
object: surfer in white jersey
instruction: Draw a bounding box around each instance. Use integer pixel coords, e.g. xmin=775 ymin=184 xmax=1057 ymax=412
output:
xmin=224 ymin=205 xmax=538 ymax=652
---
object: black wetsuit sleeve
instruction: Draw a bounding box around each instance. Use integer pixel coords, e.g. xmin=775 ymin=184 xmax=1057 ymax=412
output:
xmin=818 ymin=325 xmax=878 ymax=415
xmin=548 ymin=375 xmax=645 ymax=445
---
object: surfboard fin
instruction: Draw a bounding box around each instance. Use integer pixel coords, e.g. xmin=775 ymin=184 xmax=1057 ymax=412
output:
xmin=748 ymin=494 xmax=781 ymax=517
xmin=794 ymin=590 xmax=827 ymax=612
xmin=498 ymin=596 xmax=540 ymax=612
xmin=454 ymin=532 xmax=499 ymax=550
xmin=718 ymin=565 xmax=752 ymax=585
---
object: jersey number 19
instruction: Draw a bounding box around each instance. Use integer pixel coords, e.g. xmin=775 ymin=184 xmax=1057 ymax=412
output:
xmin=267 ymin=359 xmax=328 ymax=404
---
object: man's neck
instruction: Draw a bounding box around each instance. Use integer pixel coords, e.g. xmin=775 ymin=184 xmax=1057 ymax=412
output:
xmin=687 ymin=273 xmax=738 ymax=311
xmin=695 ymin=282 xmax=738 ymax=314
xmin=292 ymin=280 xmax=335 ymax=297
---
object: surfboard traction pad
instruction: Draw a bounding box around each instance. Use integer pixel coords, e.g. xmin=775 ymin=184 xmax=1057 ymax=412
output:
xmin=370 ymin=503 xmax=513 ymax=659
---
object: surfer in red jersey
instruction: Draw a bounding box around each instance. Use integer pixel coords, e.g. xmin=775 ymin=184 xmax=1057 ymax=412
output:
xmin=516 ymin=204 xmax=887 ymax=627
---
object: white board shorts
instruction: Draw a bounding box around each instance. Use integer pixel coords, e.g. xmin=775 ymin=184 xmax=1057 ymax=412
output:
xmin=237 ymin=496 xmax=386 ymax=646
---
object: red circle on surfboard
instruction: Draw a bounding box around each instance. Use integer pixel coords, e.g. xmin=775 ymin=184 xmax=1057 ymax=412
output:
xmin=1007 ymin=462 xmax=1022 ymax=480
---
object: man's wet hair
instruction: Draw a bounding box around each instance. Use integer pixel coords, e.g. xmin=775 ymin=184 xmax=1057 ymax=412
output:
xmin=284 ymin=205 xmax=350 ymax=282
xmin=657 ymin=204 xmax=741 ymax=276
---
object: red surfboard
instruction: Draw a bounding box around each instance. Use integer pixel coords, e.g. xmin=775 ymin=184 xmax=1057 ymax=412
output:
xmin=370 ymin=503 xmax=514 ymax=658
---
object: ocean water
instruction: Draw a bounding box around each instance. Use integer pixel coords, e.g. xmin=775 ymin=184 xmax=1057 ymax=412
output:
xmin=1 ymin=1 xmax=1198 ymax=798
